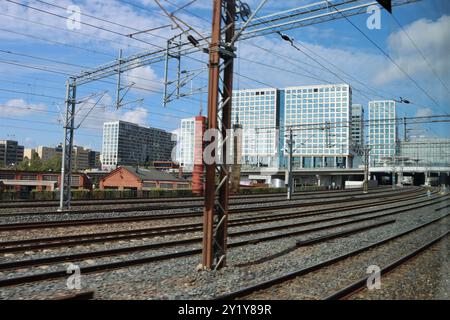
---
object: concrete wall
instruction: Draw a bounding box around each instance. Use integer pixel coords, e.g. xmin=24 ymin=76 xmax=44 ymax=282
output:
xmin=345 ymin=180 xmax=378 ymax=189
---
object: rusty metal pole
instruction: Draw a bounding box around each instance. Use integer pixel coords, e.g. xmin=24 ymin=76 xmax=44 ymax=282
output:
xmin=216 ymin=0 xmax=236 ymax=268
xmin=202 ymin=0 xmax=222 ymax=269
xmin=202 ymin=0 xmax=236 ymax=270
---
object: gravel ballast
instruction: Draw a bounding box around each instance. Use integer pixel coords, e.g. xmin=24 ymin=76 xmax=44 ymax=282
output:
xmin=0 ymin=192 xmax=448 ymax=300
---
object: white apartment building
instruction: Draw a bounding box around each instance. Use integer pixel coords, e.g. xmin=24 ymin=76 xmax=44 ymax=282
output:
xmin=178 ymin=118 xmax=195 ymax=168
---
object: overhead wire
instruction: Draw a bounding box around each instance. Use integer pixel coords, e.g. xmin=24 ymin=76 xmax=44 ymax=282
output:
xmin=31 ymin=0 xmax=172 ymax=41
xmin=4 ymin=0 xmax=166 ymax=49
xmin=390 ymin=13 xmax=450 ymax=95
xmin=0 ymin=12 xmax=152 ymax=53
xmin=323 ymin=0 xmax=446 ymax=114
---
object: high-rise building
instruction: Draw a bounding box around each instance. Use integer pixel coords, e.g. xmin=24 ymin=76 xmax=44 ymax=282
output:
xmin=176 ymin=116 xmax=207 ymax=169
xmin=88 ymin=150 xmax=101 ymax=169
xmin=178 ymin=118 xmax=195 ymax=168
xmin=72 ymin=146 xmax=90 ymax=170
xmin=171 ymin=129 xmax=180 ymax=164
xmin=0 ymin=140 xmax=24 ymax=167
xmin=284 ymin=84 xmax=352 ymax=168
xmin=351 ymin=104 xmax=364 ymax=147
xmin=177 ymin=84 xmax=356 ymax=170
xmin=101 ymin=121 xmax=175 ymax=171
xmin=24 ymin=148 xmax=37 ymax=160
xmin=368 ymin=100 xmax=397 ymax=166
xmin=231 ymin=88 xmax=279 ymax=167
xmin=26 ymin=145 xmax=97 ymax=170
xmin=36 ymin=146 xmax=62 ymax=162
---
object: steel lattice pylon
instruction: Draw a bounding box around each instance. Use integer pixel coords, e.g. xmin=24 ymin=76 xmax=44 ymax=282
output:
xmin=59 ymin=79 xmax=77 ymax=210
xmin=202 ymin=0 xmax=236 ymax=270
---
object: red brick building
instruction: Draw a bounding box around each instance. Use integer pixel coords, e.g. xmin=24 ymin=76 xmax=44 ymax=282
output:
xmin=100 ymin=166 xmax=190 ymax=191
xmin=0 ymin=170 xmax=92 ymax=191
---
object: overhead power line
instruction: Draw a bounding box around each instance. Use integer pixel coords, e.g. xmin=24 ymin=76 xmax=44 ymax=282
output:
xmin=231 ymin=9 xmax=390 ymax=103
xmin=0 ymin=27 xmax=115 ymax=58
xmin=390 ymin=13 xmax=450 ymax=95
xmin=31 ymin=0 xmax=171 ymax=40
xmin=0 ymin=87 xmax=199 ymax=118
xmin=276 ymin=31 xmax=371 ymax=101
xmin=216 ymin=4 xmax=422 ymax=108
xmin=0 ymin=58 xmax=210 ymax=108
xmin=4 ymin=0 xmax=166 ymax=49
xmin=324 ymin=0 xmax=446 ymax=114
xmin=0 ymin=12 xmax=152 ymax=52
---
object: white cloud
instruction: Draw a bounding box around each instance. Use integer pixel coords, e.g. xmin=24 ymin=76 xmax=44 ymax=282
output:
xmin=121 ymin=107 xmax=149 ymax=126
xmin=0 ymin=98 xmax=47 ymax=117
xmin=24 ymin=136 xmax=36 ymax=148
xmin=125 ymin=65 xmax=162 ymax=94
xmin=415 ymin=107 xmax=433 ymax=118
xmin=238 ymin=37 xmax=386 ymax=95
xmin=0 ymin=0 xmax=180 ymax=51
xmin=373 ymin=15 xmax=450 ymax=85
xmin=75 ymin=93 xmax=149 ymax=129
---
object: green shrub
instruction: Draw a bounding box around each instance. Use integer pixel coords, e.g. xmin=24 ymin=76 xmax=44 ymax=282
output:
xmin=30 ymin=190 xmax=57 ymax=200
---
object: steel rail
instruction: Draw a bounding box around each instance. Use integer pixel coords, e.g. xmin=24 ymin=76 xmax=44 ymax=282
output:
xmin=0 ymin=189 xmax=430 ymax=253
xmin=0 ymin=188 xmax=423 ymax=230
xmin=0 ymin=197 xmax=446 ymax=287
xmin=323 ymin=231 xmax=449 ymax=300
xmin=0 ymin=215 xmax=396 ymax=272
xmin=0 ymin=186 xmax=389 ymax=208
xmin=213 ymin=213 xmax=450 ymax=300
xmin=0 ymin=186 xmax=392 ymax=210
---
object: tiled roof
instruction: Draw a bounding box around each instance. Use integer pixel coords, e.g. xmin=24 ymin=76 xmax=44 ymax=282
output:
xmin=121 ymin=166 xmax=186 ymax=182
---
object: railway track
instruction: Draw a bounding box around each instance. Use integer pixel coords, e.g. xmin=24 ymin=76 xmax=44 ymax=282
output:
xmin=0 ymin=186 xmax=401 ymax=217
xmin=214 ymin=212 xmax=449 ymax=300
xmin=0 ymin=187 xmax=424 ymax=230
xmin=0 ymin=187 xmax=388 ymax=208
xmin=0 ymin=189 xmax=438 ymax=252
xmin=324 ymin=232 xmax=449 ymax=300
xmin=0 ymin=192 xmax=446 ymax=288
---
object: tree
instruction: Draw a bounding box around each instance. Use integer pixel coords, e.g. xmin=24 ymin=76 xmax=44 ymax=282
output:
xmin=17 ymin=157 xmax=30 ymax=171
xmin=42 ymin=154 xmax=62 ymax=172
xmin=29 ymin=152 xmax=43 ymax=171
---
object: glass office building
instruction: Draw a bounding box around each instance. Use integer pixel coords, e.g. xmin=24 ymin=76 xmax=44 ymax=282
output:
xmin=101 ymin=121 xmax=175 ymax=171
xmin=368 ymin=100 xmax=397 ymax=166
xmin=399 ymin=139 xmax=450 ymax=166
xmin=351 ymin=104 xmax=364 ymax=147
xmin=284 ymin=84 xmax=352 ymax=168
xmin=231 ymin=88 xmax=280 ymax=167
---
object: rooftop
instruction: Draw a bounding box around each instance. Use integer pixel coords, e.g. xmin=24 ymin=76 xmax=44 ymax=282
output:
xmin=121 ymin=166 xmax=186 ymax=182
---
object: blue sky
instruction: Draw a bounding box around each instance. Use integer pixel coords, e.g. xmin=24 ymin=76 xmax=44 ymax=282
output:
xmin=0 ymin=0 xmax=449 ymax=151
